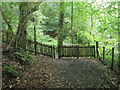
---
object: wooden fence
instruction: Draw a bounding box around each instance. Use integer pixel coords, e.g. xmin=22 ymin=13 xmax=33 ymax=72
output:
xmin=2 ymin=30 xmax=95 ymax=59
xmin=59 ymin=45 xmax=95 ymax=58
xmin=2 ymin=29 xmax=117 ymax=70
xmin=3 ymin=30 xmax=115 ymax=67
xmin=96 ymin=41 xmax=115 ymax=70
xmin=26 ymin=40 xmax=55 ymax=58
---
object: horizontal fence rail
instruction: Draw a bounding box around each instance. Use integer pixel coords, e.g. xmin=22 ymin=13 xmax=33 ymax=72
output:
xmin=59 ymin=45 xmax=95 ymax=58
xmin=27 ymin=40 xmax=55 ymax=57
xmin=2 ymin=31 xmax=118 ymax=71
xmin=2 ymin=29 xmax=118 ymax=73
xmin=26 ymin=40 xmax=55 ymax=58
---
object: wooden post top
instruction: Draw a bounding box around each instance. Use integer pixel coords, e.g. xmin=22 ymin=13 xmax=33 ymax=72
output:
xmin=96 ymin=41 xmax=99 ymax=48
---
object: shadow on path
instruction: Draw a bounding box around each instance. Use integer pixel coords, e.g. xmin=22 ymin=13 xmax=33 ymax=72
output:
xmin=53 ymin=57 xmax=118 ymax=88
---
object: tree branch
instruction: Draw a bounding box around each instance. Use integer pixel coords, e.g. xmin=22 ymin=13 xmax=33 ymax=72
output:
xmin=0 ymin=5 xmax=12 ymax=31
xmin=27 ymin=3 xmax=41 ymax=15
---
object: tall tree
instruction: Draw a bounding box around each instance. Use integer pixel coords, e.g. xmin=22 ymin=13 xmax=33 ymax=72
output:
xmin=71 ymin=1 xmax=74 ymax=44
xmin=14 ymin=2 xmax=40 ymax=49
xmin=58 ymin=1 xmax=65 ymax=59
xmin=118 ymin=1 xmax=120 ymax=88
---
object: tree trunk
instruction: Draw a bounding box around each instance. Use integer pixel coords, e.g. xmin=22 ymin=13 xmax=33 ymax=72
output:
xmin=14 ymin=2 xmax=40 ymax=50
xmin=71 ymin=1 xmax=74 ymax=44
xmin=58 ymin=1 xmax=65 ymax=59
xmin=118 ymin=1 xmax=120 ymax=88
xmin=15 ymin=3 xmax=28 ymax=50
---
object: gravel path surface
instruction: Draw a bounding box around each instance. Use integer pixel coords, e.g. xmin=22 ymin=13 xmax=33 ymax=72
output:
xmin=53 ymin=57 xmax=118 ymax=88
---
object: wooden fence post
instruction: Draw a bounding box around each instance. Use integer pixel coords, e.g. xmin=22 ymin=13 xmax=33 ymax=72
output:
xmin=34 ymin=26 xmax=37 ymax=55
xmin=94 ymin=45 xmax=96 ymax=58
xmin=111 ymin=47 xmax=114 ymax=70
xmin=96 ymin=41 xmax=99 ymax=58
xmin=58 ymin=45 xmax=61 ymax=59
xmin=53 ymin=45 xmax=55 ymax=58
xmin=77 ymin=45 xmax=79 ymax=59
xmin=103 ymin=47 xmax=105 ymax=62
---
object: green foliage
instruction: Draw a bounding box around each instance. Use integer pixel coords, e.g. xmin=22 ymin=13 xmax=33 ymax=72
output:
xmin=3 ymin=64 xmax=19 ymax=77
xmin=14 ymin=48 xmax=33 ymax=63
xmin=2 ymin=2 xmax=19 ymax=32
xmin=27 ymin=26 xmax=57 ymax=45
xmin=2 ymin=2 xmax=118 ymax=66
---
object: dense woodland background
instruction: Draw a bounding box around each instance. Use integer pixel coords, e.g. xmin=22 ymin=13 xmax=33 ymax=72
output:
xmin=2 ymin=1 xmax=119 ymax=63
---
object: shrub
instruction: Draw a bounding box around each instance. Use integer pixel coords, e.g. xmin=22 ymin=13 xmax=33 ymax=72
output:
xmin=14 ymin=48 xmax=34 ymax=64
xmin=3 ymin=64 xmax=19 ymax=77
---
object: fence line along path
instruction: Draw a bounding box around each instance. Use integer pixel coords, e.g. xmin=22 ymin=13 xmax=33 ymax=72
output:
xmin=26 ymin=40 xmax=96 ymax=59
xmin=59 ymin=45 xmax=95 ymax=59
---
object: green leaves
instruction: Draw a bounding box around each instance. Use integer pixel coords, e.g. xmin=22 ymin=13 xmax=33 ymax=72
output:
xmin=14 ymin=48 xmax=33 ymax=63
xmin=2 ymin=2 xmax=19 ymax=31
xmin=3 ymin=64 xmax=19 ymax=77
xmin=14 ymin=52 xmax=23 ymax=57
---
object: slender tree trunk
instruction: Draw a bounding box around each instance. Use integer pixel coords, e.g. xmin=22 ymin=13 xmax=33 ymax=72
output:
xmin=90 ymin=1 xmax=93 ymax=35
xmin=34 ymin=25 xmax=37 ymax=55
xmin=71 ymin=1 xmax=74 ymax=44
xmin=14 ymin=2 xmax=40 ymax=50
xmin=2 ymin=2 xmax=40 ymax=50
xmin=89 ymin=1 xmax=95 ymax=40
xmin=15 ymin=3 xmax=29 ymax=49
xmin=118 ymin=1 xmax=120 ymax=88
xmin=58 ymin=1 xmax=65 ymax=59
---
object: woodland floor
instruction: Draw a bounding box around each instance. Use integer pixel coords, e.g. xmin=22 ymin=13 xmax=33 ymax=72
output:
xmin=2 ymin=55 xmax=119 ymax=89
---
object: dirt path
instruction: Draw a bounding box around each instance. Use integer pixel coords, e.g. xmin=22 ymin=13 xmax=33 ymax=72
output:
xmin=53 ymin=57 xmax=118 ymax=88
xmin=3 ymin=55 xmax=118 ymax=88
